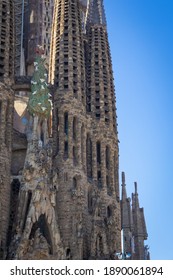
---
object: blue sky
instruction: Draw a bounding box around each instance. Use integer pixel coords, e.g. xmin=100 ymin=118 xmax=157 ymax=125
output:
xmin=104 ymin=0 xmax=173 ymax=260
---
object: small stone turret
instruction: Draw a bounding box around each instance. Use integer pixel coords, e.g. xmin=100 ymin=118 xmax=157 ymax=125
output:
xmin=121 ymin=174 xmax=149 ymax=260
xmin=132 ymin=182 xmax=148 ymax=259
xmin=121 ymin=172 xmax=133 ymax=258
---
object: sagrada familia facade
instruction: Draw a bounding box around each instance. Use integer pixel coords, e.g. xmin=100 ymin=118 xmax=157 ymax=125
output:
xmin=0 ymin=0 xmax=149 ymax=260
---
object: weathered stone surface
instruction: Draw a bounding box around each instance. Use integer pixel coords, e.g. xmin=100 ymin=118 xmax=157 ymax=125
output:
xmin=0 ymin=0 xmax=15 ymax=259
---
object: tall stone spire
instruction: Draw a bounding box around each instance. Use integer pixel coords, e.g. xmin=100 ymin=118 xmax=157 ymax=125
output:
xmin=85 ymin=0 xmax=119 ymax=190
xmin=84 ymin=0 xmax=121 ymax=257
xmin=49 ymin=0 xmax=88 ymax=259
xmin=0 ymin=0 xmax=15 ymax=259
xmin=85 ymin=0 xmax=117 ymax=131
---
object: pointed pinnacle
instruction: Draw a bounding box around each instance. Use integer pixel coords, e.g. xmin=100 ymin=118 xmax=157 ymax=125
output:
xmin=122 ymin=172 xmax=126 ymax=186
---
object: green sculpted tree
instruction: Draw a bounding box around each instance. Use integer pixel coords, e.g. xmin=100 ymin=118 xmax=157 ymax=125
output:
xmin=28 ymin=46 xmax=52 ymax=145
xmin=28 ymin=48 xmax=52 ymax=119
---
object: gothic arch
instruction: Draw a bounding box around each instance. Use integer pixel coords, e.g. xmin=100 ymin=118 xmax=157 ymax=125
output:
xmin=29 ymin=214 xmax=53 ymax=255
xmin=91 ymin=228 xmax=108 ymax=259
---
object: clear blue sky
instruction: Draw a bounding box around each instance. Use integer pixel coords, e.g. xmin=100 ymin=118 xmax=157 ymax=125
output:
xmin=104 ymin=0 xmax=173 ymax=260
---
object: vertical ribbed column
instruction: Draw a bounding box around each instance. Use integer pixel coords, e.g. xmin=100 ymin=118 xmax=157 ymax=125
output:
xmin=0 ymin=0 xmax=15 ymax=79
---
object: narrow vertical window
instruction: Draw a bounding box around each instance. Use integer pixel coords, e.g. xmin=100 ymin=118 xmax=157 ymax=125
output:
xmin=97 ymin=141 xmax=101 ymax=164
xmin=106 ymin=146 xmax=110 ymax=169
xmin=81 ymin=124 xmax=84 ymax=165
xmin=64 ymin=112 xmax=68 ymax=135
xmin=86 ymin=134 xmax=92 ymax=179
xmin=5 ymin=100 xmax=10 ymax=147
xmin=73 ymin=116 xmax=77 ymax=141
xmin=0 ymin=101 xmax=2 ymax=126
xmin=73 ymin=177 xmax=77 ymax=189
xmin=107 ymin=206 xmax=112 ymax=218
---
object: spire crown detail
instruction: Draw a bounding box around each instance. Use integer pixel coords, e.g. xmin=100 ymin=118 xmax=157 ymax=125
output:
xmin=86 ymin=0 xmax=107 ymax=27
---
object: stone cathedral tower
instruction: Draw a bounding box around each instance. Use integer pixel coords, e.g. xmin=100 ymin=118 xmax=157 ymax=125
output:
xmin=49 ymin=0 xmax=121 ymax=259
xmin=0 ymin=0 xmax=149 ymax=260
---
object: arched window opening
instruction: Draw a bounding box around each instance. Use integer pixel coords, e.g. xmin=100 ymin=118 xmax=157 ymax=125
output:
xmin=107 ymin=206 xmax=112 ymax=218
xmin=73 ymin=177 xmax=77 ymax=189
xmin=86 ymin=134 xmax=92 ymax=179
xmin=96 ymin=234 xmax=104 ymax=257
xmin=64 ymin=112 xmax=68 ymax=135
xmin=66 ymin=248 xmax=71 ymax=259
xmin=40 ymin=120 xmax=44 ymax=143
xmin=73 ymin=116 xmax=77 ymax=141
xmin=106 ymin=146 xmax=110 ymax=169
xmin=97 ymin=141 xmax=101 ymax=164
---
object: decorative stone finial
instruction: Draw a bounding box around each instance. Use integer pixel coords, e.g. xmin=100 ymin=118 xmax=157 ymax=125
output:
xmin=134 ymin=182 xmax=138 ymax=194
